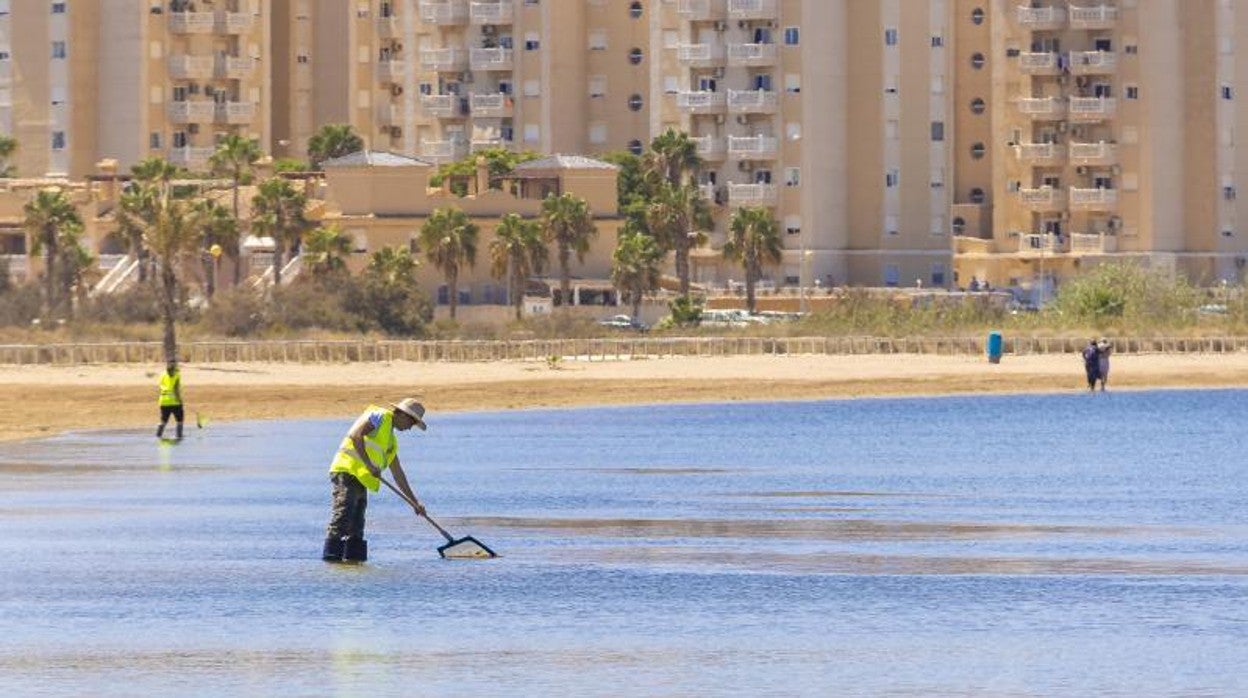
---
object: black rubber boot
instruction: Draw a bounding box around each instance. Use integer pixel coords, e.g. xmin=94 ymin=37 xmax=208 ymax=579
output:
xmin=175 ymin=423 xmax=183 ymax=440
xmin=156 ymin=423 xmax=166 ymax=438
xmin=343 ymin=537 xmax=368 ymax=563
xmin=322 ymin=537 xmax=346 ymax=562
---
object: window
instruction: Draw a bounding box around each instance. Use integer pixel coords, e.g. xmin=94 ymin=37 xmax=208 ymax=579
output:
xmin=0 ymin=51 xmax=10 ymax=60
xmin=51 ymin=131 xmax=66 ymax=150
xmin=971 ymin=7 xmax=985 ymax=25
xmin=785 ymin=167 xmax=800 ymax=187
xmin=627 ymin=139 xmax=643 ymax=155
xmin=969 ymin=187 xmax=986 ymax=204
xmin=970 ymin=52 xmax=985 ymax=69
xmin=952 ymin=217 xmax=966 ymax=235
xmin=931 ymin=263 xmax=946 ymax=286
xmin=172 ymin=131 xmax=188 ymax=148
xmin=884 ymin=28 xmax=897 ymax=46
xmin=970 ymin=97 xmax=986 ymax=114
xmin=1223 ymin=85 xmax=1234 ymax=100
xmin=523 ymin=79 xmax=540 ymax=96
xmin=51 ymin=41 xmax=67 ymax=59
xmin=1126 ymin=85 xmax=1139 ymax=99
xmin=589 ymin=31 xmax=607 ymax=50
xmin=663 ymin=76 xmax=679 ymax=94
xmin=1125 ymin=44 xmax=1138 ymax=54
xmin=885 ymin=170 xmax=898 ymax=188
xmin=785 ymin=74 xmax=800 ymax=93
xmin=589 ymin=123 xmax=607 ymax=144
xmin=784 ymin=215 xmax=801 ymax=235
xmin=524 ymin=33 xmax=540 ymax=50
xmin=524 ymin=124 xmax=540 ymax=143
xmin=971 ymin=142 xmax=986 ymax=159
xmin=784 ymin=27 xmax=799 ymax=45
xmin=629 ymin=1 xmax=642 ymax=18
xmin=627 ymin=93 xmax=644 ymax=111
xmin=50 ymin=87 xmax=66 ymax=106
xmin=150 ymin=132 xmax=162 ymax=149
xmin=628 ymin=47 xmax=644 ymax=65
xmin=931 ymin=36 xmax=943 ymax=48
xmin=931 ymin=121 xmax=944 ymax=141
xmin=884 ymin=264 xmax=900 ymax=287
xmin=589 ymin=75 xmax=606 ymax=97
xmin=51 ymin=2 xmax=66 ymax=12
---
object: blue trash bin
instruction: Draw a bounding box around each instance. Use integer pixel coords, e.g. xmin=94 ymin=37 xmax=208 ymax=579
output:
xmin=987 ymin=331 xmax=1003 ymax=364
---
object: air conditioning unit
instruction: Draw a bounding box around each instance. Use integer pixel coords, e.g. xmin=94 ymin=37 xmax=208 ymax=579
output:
xmin=393 ymin=42 xmax=403 ymax=52
xmin=1076 ymin=76 xmax=1090 ymax=87
xmin=459 ymin=72 xmax=474 ymax=83
xmin=483 ymin=25 xmax=497 ymax=36
xmin=1076 ymin=165 xmax=1088 ymax=175
xmin=714 ymin=114 xmax=726 ymax=124
xmin=1060 ymin=211 xmax=1071 ymax=222
xmin=188 ymin=84 xmax=200 ymax=95
xmin=392 ymin=85 xmax=404 ymax=96
xmin=737 ymin=20 xmax=747 ymax=29
xmin=712 ymin=67 xmax=725 ymax=78
xmin=390 ymin=126 xmax=403 ymax=138
xmin=1070 ymin=126 xmax=1083 ymax=137
xmin=736 ymin=114 xmax=748 ymax=125
xmin=713 ymin=21 xmax=727 ymax=31
xmin=1056 ymin=122 xmax=1068 ymax=133
xmin=1110 ymin=164 xmax=1121 ymax=175
xmin=187 ymin=124 xmax=199 ymax=134
xmin=738 ymin=161 xmax=753 ymax=171
xmin=1108 ymin=216 xmax=1121 ymax=231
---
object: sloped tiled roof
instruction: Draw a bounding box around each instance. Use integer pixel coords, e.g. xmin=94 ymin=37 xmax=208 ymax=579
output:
xmin=321 ymin=150 xmax=434 ymax=168
xmin=513 ymin=154 xmax=619 ymax=172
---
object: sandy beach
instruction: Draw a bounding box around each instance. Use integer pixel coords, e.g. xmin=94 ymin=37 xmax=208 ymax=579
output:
xmin=1 ymin=351 xmax=1247 ymax=441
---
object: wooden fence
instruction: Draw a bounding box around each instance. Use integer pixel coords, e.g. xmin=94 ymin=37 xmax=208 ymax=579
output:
xmin=1 ymin=335 xmax=1247 ymax=365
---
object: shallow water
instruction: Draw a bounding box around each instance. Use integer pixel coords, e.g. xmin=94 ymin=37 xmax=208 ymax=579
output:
xmin=2 ymin=390 xmax=1248 ymax=696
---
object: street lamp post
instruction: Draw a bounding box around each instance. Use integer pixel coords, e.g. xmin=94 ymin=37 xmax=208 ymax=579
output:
xmin=209 ymin=243 xmax=222 ymax=299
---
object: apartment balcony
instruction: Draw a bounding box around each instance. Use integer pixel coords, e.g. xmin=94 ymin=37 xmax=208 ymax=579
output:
xmin=1017 ymin=187 xmax=1066 ymax=212
xmin=419 ymin=0 xmax=468 ymax=24
xmin=420 ymin=48 xmax=469 ymax=72
xmin=214 ymin=55 xmax=253 ymax=80
xmin=727 ymin=182 xmax=778 ymax=207
xmin=726 ymin=43 xmax=777 ymax=67
xmin=377 ymin=104 xmax=400 ymax=126
xmin=1012 ymin=142 xmax=1063 ymax=164
xmin=1068 ymin=96 xmax=1116 ymax=122
xmin=676 ymin=43 xmax=725 ymax=67
xmin=1017 ymin=51 xmax=1060 ymax=75
xmin=470 ymin=93 xmax=513 ymax=118
xmin=376 ymin=60 xmax=405 ymax=83
xmin=1069 ymin=187 xmax=1118 ymax=210
xmin=167 ymin=55 xmax=213 ymax=79
xmin=676 ymin=90 xmax=726 ymax=113
xmin=469 ymin=1 xmax=513 ymax=25
xmin=1015 ymin=5 xmax=1067 ymax=30
xmin=470 ymin=47 xmax=513 ymax=71
xmin=1069 ymin=232 xmax=1118 ymax=253
xmin=692 ymin=135 xmax=726 ymax=161
xmin=727 ymin=89 xmax=777 ymax=114
xmin=167 ymin=146 xmax=216 ymax=169
xmin=1016 ymin=96 xmax=1066 ymax=120
xmin=1068 ymin=141 xmax=1117 ymax=166
xmin=421 ymin=139 xmax=470 ymax=162
xmin=1069 ymin=50 xmax=1117 ymax=75
xmin=166 ymin=100 xmax=217 ymax=124
xmin=470 ymin=137 xmax=509 ymax=152
xmin=217 ymin=11 xmax=252 ymax=34
xmin=727 ymin=135 xmax=778 ymax=159
xmin=168 ymin=11 xmax=216 ymax=34
xmin=1017 ymin=233 xmax=1063 ymax=254
xmin=677 ymin=0 xmax=726 ymax=21
xmin=421 ymin=94 xmax=462 ymax=118
xmin=377 ymin=15 xmax=401 ymax=37
xmin=215 ymin=101 xmax=255 ymax=124
xmin=1069 ymin=4 xmax=1118 ymax=30
xmin=727 ymin=0 xmax=777 ymax=21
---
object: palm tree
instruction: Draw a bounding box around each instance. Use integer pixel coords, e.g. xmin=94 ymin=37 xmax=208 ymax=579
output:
xmin=0 ymin=136 xmax=17 ymax=178
xmin=251 ymin=177 xmax=310 ymax=287
xmin=722 ymin=206 xmax=783 ymax=315
xmin=209 ymin=134 xmax=262 ymax=285
xmin=307 ymin=124 xmax=364 ymax=169
xmin=144 ymin=193 xmax=201 ymax=363
xmin=56 ymin=224 xmax=94 ymax=319
xmin=367 ymin=246 xmax=420 ymax=285
xmin=191 ymin=199 xmax=238 ymax=299
xmin=645 ymin=182 xmax=710 ymax=298
xmin=645 ymin=128 xmax=701 ymax=187
xmin=23 ymin=188 xmax=83 ymax=318
xmin=611 ymin=230 xmax=663 ymax=321
xmin=419 ymin=206 xmax=479 ymax=320
xmin=302 ymin=224 xmax=353 ymax=280
xmin=489 ymin=213 xmax=547 ymax=320
xmin=115 ymin=184 xmax=157 ymax=283
xmin=128 ymin=157 xmax=179 ymax=281
xmin=540 ymin=193 xmax=597 ymax=310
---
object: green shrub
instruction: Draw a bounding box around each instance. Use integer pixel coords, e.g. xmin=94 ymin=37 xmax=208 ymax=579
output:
xmin=1051 ymin=263 xmax=1202 ymax=331
xmin=78 ymin=284 xmax=164 ymax=324
xmin=199 ymin=286 xmax=267 ymax=337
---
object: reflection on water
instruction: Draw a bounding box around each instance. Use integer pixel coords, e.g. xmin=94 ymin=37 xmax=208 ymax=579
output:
xmin=2 ymin=390 xmax=1248 ymax=696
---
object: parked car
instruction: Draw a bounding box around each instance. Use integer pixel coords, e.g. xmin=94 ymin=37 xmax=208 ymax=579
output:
xmin=598 ymin=314 xmax=649 ymax=331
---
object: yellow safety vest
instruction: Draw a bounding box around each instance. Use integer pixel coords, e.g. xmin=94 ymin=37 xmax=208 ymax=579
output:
xmin=328 ymin=405 xmax=396 ymax=492
xmin=158 ymin=371 xmax=181 ymax=407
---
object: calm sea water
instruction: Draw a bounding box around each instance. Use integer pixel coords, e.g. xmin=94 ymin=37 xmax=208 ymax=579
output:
xmin=2 ymin=390 xmax=1247 ymax=696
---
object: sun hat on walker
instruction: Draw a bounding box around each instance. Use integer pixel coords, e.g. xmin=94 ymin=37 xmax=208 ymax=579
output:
xmin=391 ymin=398 xmax=427 ymax=430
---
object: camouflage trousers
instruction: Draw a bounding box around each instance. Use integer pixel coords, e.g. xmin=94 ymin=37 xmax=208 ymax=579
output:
xmin=326 ymin=472 xmax=368 ymax=540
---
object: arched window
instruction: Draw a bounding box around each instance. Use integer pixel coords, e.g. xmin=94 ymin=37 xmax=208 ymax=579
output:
xmin=628 ymin=94 xmax=644 ymax=111
xmin=952 ymin=217 xmax=966 ymax=235
xmin=970 ymin=8 xmax=985 ymax=25
xmin=629 ymin=1 xmax=643 ymax=18
xmin=969 ymin=188 xmax=986 ymax=204
xmin=970 ymin=97 xmax=986 ymax=114
xmin=970 ymin=52 xmax=986 ymax=69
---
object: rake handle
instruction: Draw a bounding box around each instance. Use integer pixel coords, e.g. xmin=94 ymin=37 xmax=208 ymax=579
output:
xmin=378 ymin=475 xmax=455 ymax=543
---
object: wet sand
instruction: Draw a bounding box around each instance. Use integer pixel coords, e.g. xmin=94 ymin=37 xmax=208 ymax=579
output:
xmin=2 ymin=352 xmax=1247 ymax=441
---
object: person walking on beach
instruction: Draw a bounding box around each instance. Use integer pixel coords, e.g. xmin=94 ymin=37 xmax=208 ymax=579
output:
xmin=1081 ymin=339 xmax=1100 ymax=392
xmin=1096 ymin=338 xmax=1112 ymax=391
xmin=323 ymin=398 xmax=427 ymax=563
xmin=156 ymin=360 xmax=184 ymax=440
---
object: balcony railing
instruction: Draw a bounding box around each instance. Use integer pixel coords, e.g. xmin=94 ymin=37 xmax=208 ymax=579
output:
xmin=420 ymin=48 xmax=469 ymax=72
xmin=692 ymin=135 xmax=726 ymax=160
xmin=727 ymin=135 xmax=778 ymax=158
xmin=215 ymin=101 xmax=255 ymax=124
xmin=1018 ymin=233 xmax=1063 ymax=254
xmin=1017 ymin=187 xmax=1066 ymax=211
xmin=419 ymin=0 xmax=468 ymax=24
xmin=1069 ymin=4 xmax=1118 ymax=30
xmin=217 ymin=11 xmax=252 ymax=34
xmin=469 ymin=1 xmax=513 ymax=24
xmin=166 ymin=101 xmax=217 ymax=123
xmin=168 ymin=11 xmax=216 ymax=34
xmin=676 ymin=43 xmax=725 ymax=66
xmin=727 ymin=0 xmax=777 ymax=20
xmin=1015 ymin=5 xmax=1067 ymax=29
xmin=214 ymin=55 xmax=253 ymax=79
xmin=677 ymin=0 xmax=726 ymax=21
xmin=1068 ymin=141 xmax=1117 ymax=164
xmin=376 ymin=60 xmax=405 ymax=83
xmin=727 ymin=182 xmax=778 ymax=206
xmin=1012 ymin=142 xmax=1062 ymax=163
xmin=1069 ymin=232 xmax=1118 ymax=253
xmin=1016 ymin=96 xmax=1066 ymax=119
xmin=676 ymin=90 xmax=726 ymax=112
xmin=167 ymin=146 xmax=216 ymax=169
xmin=470 ymin=93 xmax=513 ymax=117
xmin=1069 ymin=50 xmax=1117 ymax=74
xmin=470 ymin=137 xmax=509 ymax=152
xmin=167 ymin=55 xmax=214 ymax=79
xmin=1068 ymin=96 xmax=1117 ymax=121
xmin=1069 ymin=187 xmax=1118 ymax=209
xmin=421 ymin=139 xmax=470 ymax=162
xmin=470 ymin=47 xmax=513 ymax=71
xmin=377 ymin=16 xmax=401 ymax=37
xmin=726 ymin=43 xmax=777 ymax=66
xmin=421 ymin=94 xmax=459 ymax=118
xmin=727 ymin=89 xmax=777 ymax=113
xmin=1018 ymin=51 xmax=1060 ymax=74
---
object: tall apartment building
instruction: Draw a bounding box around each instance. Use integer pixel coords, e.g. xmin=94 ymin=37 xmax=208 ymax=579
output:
xmin=0 ymin=0 xmax=269 ymax=178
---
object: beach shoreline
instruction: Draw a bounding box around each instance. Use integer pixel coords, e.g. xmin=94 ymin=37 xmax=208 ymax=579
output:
xmin=3 ymin=352 xmax=1247 ymax=442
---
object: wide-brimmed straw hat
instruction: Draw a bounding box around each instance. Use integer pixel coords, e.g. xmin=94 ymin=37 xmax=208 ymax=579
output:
xmin=391 ymin=398 xmax=427 ymax=430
